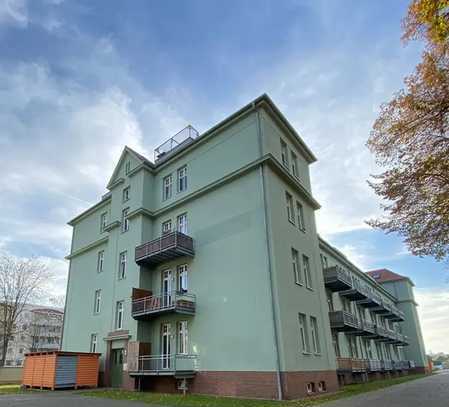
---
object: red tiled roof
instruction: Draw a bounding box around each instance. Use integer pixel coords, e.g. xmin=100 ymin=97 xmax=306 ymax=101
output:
xmin=366 ymin=268 xmax=408 ymax=283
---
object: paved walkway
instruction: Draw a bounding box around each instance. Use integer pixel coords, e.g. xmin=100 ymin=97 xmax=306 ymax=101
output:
xmin=1 ymin=372 xmax=448 ymax=407
xmin=324 ymin=371 xmax=449 ymax=407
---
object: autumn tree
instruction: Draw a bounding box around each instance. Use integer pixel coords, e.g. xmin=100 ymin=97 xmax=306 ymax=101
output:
xmin=367 ymin=0 xmax=449 ymax=263
xmin=0 ymin=254 xmax=50 ymax=366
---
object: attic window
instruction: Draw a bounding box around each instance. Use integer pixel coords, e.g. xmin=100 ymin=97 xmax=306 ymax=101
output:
xmin=125 ymin=161 xmax=131 ymax=175
xmin=372 ymin=273 xmax=380 ymax=280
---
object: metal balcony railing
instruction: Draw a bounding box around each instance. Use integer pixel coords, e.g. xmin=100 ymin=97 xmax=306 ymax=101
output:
xmin=132 ymin=291 xmax=196 ymax=319
xmin=340 ymin=278 xmax=368 ymax=301
xmin=382 ymin=360 xmax=393 ymax=371
xmin=336 ymin=358 xmax=368 ymax=372
xmin=154 ymin=125 xmax=199 ymax=161
xmin=129 ymin=354 xmax=198 ymax=377
xmin=329 ymin=310 xmax=360 ymax=332
xmin=323 ymin=266 xmax=352 ymax=291
xmin=135 ymin=231 xmax=194 ymax=266
xmin=368 ymin=359 xmax=382 ymax=371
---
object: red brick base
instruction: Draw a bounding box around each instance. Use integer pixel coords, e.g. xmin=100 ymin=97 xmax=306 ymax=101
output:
xmin=136 ymin=370 xmax=338 ymax=400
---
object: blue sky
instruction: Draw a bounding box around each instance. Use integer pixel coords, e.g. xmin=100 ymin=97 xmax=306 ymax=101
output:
xmin=0 ymin=0 xmax=447 ymax=352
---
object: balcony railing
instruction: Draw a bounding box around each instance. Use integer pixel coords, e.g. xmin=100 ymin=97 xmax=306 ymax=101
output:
xmin=323 ymin=266 xmax=352 ymax=291
xmin=357 ymin=291 xmax=382 ymax=308
xmin=393 ymin=360 xmax=411 ymax=370
xmin=329 ymin=311 xmax=360 ymax=332
xmin=336 ymin=358 xmax=368 ymax=372
xmin=360 ymin=320 xmax=376 ymax=335
xmin=382 ymin=360 xmax=393 ymax=371
xmin=340 ymin=279 xmax=368 ymax=301
xmin=129 ymin=354 xmax=198 ymax=377
xmin=368 ymin=359 xmax=382 ymax=371
xmin=132 ymin=291 xmax=196 ymax=320
xmin=386 ymin=306 xmax=406 ymax=322
xmin=135 ymin=231 xmax=194 ymax=266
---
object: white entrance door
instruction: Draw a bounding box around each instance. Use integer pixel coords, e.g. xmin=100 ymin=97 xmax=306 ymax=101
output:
xmin=161 ymin=323 xmax=171 ymax=369
xmin=162 ymin=270 xmax=173 ymax=308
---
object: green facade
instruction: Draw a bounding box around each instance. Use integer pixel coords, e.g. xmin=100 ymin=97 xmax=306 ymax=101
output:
xmin=62 ymin=94 xmax=427 ymax=396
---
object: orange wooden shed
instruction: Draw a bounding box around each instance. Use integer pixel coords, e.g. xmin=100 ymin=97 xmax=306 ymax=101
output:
xmin=22 ymin=351 xmax=100 ymax=390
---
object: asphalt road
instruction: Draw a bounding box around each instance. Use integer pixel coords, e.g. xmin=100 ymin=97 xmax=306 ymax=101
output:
xmin=0 ymin=372 xmax=448 ymax=407
xmin=324 ymin=371 xmax=449 ymax=407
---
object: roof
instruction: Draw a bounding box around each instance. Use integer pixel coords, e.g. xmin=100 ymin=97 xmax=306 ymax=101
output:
xmin=366 ymin=269 xmax=413 ymax=285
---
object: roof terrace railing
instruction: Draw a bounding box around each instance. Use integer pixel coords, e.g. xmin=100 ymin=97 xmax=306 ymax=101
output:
xmin=154 ymin=125 xmax=199 ymax=161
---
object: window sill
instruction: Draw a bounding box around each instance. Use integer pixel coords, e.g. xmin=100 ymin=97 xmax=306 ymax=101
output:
xmin=288 ymin=219 xmax=296 ymax=226
xmin=306 ymin=286 xmax=314 ymax=292
xmin=302 ymin=351 xmax=312 ymax=356
xmin=295 ymin=282 xmax=303 ymax=287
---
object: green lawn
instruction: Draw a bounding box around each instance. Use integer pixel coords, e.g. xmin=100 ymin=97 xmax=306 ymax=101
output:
xmin=0 ymin=385 xmax=22 ymax=395
xmin=82 ymin=374 xmax=427 ymax=407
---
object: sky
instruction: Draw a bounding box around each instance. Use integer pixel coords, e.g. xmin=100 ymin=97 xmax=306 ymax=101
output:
xmin=0 ymin=0 xmax=447 ymax=353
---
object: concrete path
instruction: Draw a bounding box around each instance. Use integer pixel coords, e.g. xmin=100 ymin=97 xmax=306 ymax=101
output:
xmin=324 ymin=371 xmax=449 ymax=407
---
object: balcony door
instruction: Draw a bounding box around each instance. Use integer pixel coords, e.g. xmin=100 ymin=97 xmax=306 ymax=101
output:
xmin=161 ymin=323 xmax=172 ymax=369
xmin=162 ymin=270 xmax=173 ymax=308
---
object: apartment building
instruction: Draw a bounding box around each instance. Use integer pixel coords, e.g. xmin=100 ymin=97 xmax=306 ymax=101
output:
xmin=4 ymin=306 xmax=63 ymax=366
xmin=62 ymin=94 xmax=427 ymax=399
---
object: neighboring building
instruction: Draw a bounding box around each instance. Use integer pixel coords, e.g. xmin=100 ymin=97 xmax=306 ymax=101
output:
xmin=62 ymin=94 xmax=428 ymax=399
xmin=4 ymin=306 xmax=63 ymax=366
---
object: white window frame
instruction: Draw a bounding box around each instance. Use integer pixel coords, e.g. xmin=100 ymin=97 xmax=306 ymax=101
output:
xmin=90 ymin=334 xmax=97 ymax=353
xmin=177 ymin=166 xmax=187 ymax=193
xmin=291 ymin=248 xmax=302 ymax=285
xmin=310 ymin=316 xmax=321 ymax=354
xmin=303 ymin=255 xmax=313 ymax=289
xmin=94 ymin=290 xmax=101 ymax=314
xmin=177 ymin=264 xmax=188 ymax=292
xmin=121 ymin=208 xmax=129 ymax=233
xmin=285 ymin=192 xmax=295 ymax=224
xmin=125 ymin=161 xmax=131 ymax=175
xmin=123 ymin=186 xmax=130 ymax=202
xmin=298 ymin=313 xmax=310 ymax=353
xmin=178 ymin=321 xmax=188 ymax=355
xmin=97 ymin=250 xmax=104 ymax=273
xmin=291 ymin=151 xmax=299 ymax=178
xmin=119 ymin=251 xmax=127 ymax=280
xmin=177 ymin=213 xmax=188 ymax=234
xmin=115 ymin=301 xmax=124 ymax=330
xmin=163 ymin=174 xmax=173 ymax=200
xmin=162 ymin=219 xmax=172 ymax=235
xmin=280 ymin=139 xmax=289 ymax=168
xmin=100 ymin=212 xmax=108 ymax=232
xmin=296 ymin=201 xmax=305 ymax=231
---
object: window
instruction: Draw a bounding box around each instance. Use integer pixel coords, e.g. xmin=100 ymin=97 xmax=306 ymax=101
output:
xmin=162 ymin=219 xmax=172 ymax=234
xmin=178 ymin=321 xmax=188 ymax=354
xmin=320 ymin=254 xmax=328 ymax=270
xmin=122 ymin=186 xmax=130 ymax=202
xmin=318 ymin=381 xmax=326 ymax=392
xmin=310 ymin=316 xmax=321 ymax=354
xmin=100 ymin=212 xmax=108 ymax=232
xmin=296 ymin=202 xmax=305 ymax=231
xmin=291 ymin=151 xmax=298 ymax=178
xmin=121 ymin=208 xmax=129 ymax=232
xmin=97 ymin=250 xmax=104 ymax=273
xmin=326 ymin=290 xmax=334 ymax=311
xmin=115 ymin=301 xmax=124 ymax=330
xmin=306 ymin=382 xmax=315 ymax=394
xmin=177 ymin=264 xmax=188 ymax=292
xmin=163 ymin=174 xmax=173 ymax=200
xmin=119 ymin=251 xmax=127 ymax=279
xmin=298 ymin=313 xmax=310 ymax=353
xmin=303 ymin=255 xmax=313 ymax=289
xmin=285 ymin=192 xmax=295 ymax=223
xmin=177 ymin=166 xmax=187 ymax=192
xmin=280 ymin=139 xmax=289 ymax=167
xmin=332 ymin=332 xmax=340 ymax=357
xmin=177 ymin=213 xmax=188 ymax=234
xmin=90 ymin=334 xmax=97 ymax=353
xmin=125 ymin=161 xmax=131 ymax=175
xmin=94 ymin=290 xmax=101 ymax=314
xmin=292 ymin=248 xmax=302 ymax=285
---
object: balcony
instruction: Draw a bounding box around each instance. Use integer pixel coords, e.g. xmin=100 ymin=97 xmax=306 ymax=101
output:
xmin=340 ymin=279 xmax=368 ymax=301
xmin=393 ymin=360 xmax=411 ymax=370
xmin=385 ymin=306 xmax=406 ymax=322
xmin=371 ymin=300 xmax=393 ymax=315
xmin=382 ymin=360 xmax=393 ymax=371
xmin=323 ymin=266 xmax=352 ymax=291
xmin=357 ymin=291 xmax=382 ymax=309
xmin=132 ymin=291 xmax=196 ymax=320
xmin=329 ymin=311 xmax=360 ymax=332
xmin=360 ymin=320 xmax=376 ymax=336
xmin=368 ymin=359 xmax=382 ymax=372
xmin=135 ymin=232 xmax=194 ymax=266
xmin=129 ymin=354 xmax=198 ymax=378
xmin=336 ymin=358 xmax=368 ymax=372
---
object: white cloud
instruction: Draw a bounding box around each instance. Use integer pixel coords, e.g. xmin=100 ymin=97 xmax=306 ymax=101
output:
xmin=0 ymin=0 xmax=28 ymax=26
xmin=415 ymin=288 xmax=449 ymax=354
